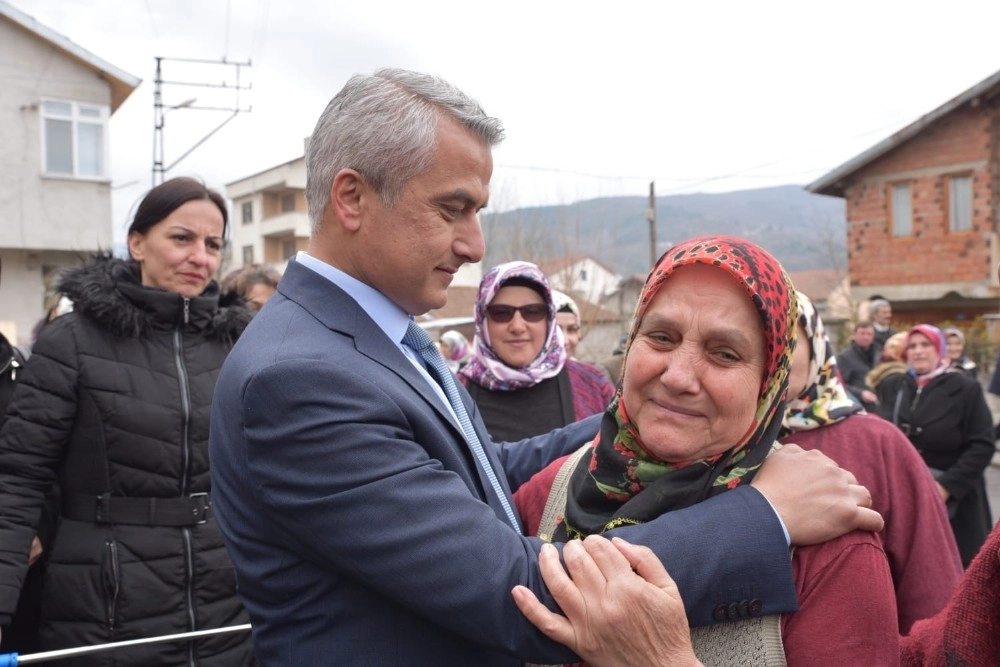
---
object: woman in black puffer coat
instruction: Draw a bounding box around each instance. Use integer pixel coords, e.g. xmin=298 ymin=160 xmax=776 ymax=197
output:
xmin=876 ymin=324 xmax=994 ymax=568
xmin=0 ymin=178 xmax=255 ymax=665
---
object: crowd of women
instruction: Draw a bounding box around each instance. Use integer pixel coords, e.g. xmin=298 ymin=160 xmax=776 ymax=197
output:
xmin=0 ymin=175 xmax=997 ymax=665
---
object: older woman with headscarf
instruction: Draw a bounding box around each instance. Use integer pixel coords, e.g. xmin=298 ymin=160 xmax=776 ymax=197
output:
xmin=514 ymin=236 xmax=897 ymax=666
xmin=459 ymin=261 xmax=615 ymax=442
xmin=942 ymin=326 xmax=977 ymax=379
xmin=875 ymin=324 xmax=995 ymax=567
xmin=438 ymin=329 xmax=473 ymax=373
xmin=781 ymin=292 xmax=962 ymax=633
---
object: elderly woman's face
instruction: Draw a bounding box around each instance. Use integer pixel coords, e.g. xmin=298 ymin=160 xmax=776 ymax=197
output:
xmin=486 ymin=285 xmax=549 ymax=368
xmin=622 ymin=264 xmax=766 ymax=462
xmin=946 ymin=335 xmax=964 ymax=362
xmin=907 ymin=333 xmax=940 ymax=374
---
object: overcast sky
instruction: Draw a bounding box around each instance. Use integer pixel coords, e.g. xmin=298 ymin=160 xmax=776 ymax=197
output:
xmin=13 ymin=0 xmax=1000 ymax=240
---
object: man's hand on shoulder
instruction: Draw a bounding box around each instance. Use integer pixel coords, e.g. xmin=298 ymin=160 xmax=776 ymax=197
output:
xmin=751 ymin=444 xmax=883 ymax=546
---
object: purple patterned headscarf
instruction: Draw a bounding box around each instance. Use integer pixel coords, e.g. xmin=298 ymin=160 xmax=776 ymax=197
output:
xmin=459 ymin=261 xmax=567 ymax=391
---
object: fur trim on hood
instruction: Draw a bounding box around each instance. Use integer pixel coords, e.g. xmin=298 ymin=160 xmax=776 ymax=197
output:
xmin=56 ymin=252 xmax=252 ymax=342
xmin=866 ymin=361 xmax=908 ymax=392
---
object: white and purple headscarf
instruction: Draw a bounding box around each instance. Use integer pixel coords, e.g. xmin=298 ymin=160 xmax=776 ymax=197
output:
xmin=459 ymin=261 xmax=567 ymax=391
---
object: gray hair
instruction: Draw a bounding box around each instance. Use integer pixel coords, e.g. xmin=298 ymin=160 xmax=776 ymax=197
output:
xmin=868 ymin=298 xmax=891 ymax=316
xmin=305 ymin=68 xmax=505 ymax=230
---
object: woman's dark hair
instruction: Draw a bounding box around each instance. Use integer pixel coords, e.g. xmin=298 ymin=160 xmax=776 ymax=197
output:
xmin=128 ymin=177 xmax=228 ymax=241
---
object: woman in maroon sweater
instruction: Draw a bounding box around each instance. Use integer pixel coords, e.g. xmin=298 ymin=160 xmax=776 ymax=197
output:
xmin=514 ymin=236 xmax=897 ymax=666
xmin=780 ymin=292 xmax=962 ymax=634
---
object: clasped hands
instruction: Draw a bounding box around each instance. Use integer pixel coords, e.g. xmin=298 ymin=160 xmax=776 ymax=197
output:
xmin=511 ymin=444 xmax=882 ymax=666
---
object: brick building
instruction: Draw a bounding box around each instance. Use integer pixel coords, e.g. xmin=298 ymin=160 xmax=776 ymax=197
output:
xmin=808 ymin=69 xmax=1000 ymax=335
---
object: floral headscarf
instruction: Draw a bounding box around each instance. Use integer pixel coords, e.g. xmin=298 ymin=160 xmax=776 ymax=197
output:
xmin=439 ymin=330 xmax=472 ymax=372
xmin=459 ymin=261 xmax=567 ymax=391
xmin=906 ymin=324 xmax=950 ymax=388
xmin=557 ymin=236 xmax=796 ymax=539
xmin=781 ymin=291 xmax=861 ymax=434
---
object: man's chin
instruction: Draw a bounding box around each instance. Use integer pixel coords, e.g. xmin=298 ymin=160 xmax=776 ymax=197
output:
xmin=411 ymin=292 xmax=449 ymax=316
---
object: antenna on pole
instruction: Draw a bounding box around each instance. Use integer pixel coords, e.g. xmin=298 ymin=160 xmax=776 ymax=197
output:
xmin=151 ymin=56 xmax=252 ymax=186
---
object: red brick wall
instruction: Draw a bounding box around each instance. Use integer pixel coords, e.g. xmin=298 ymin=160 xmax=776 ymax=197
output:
xmin=845 ymin=105 xmax=997 ymax=287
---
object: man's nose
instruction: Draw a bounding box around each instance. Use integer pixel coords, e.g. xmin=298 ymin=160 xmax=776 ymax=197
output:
xmin=455 ymin=214 xmax=485 ymax=264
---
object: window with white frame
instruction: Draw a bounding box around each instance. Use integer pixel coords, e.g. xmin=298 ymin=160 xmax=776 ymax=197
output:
xmin=890 ymin=183 xmax=912 ymax=237
xmin=949 ymin=175 xmax=972 ymax=232
xmin=241 ymin=201 xmax=253 ymax=225
xmin=41 ymin=99 xmax=108 ymax=178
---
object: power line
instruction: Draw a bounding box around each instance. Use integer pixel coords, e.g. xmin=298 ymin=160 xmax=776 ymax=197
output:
xmin=497 ymin=113 xmax=919 ymax=195
xmin=151 ymin=56 xmax=252 ymax=185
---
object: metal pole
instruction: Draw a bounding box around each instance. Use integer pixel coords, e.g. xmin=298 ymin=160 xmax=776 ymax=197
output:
xmin=647 ymin=181 xmax=657 ymax=268
xmin=1 ymin=624 xmax=251 ymax=665
xmin=152 ymin=56 xmax=164 ymax=186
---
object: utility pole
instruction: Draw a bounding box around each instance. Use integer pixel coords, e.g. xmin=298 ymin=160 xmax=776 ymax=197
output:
xmin=646 ymin=181 xmax=657 ymax=268
xmin=152 ymin=56 xmax=252 ymax=186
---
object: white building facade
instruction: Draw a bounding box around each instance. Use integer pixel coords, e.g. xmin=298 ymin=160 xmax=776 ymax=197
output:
xmin=0 ymin=1 xmax=139 ymax=345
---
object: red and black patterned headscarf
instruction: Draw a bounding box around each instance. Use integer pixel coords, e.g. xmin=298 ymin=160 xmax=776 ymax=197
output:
xmin=557 ymin=235 xmax=797 ymax=539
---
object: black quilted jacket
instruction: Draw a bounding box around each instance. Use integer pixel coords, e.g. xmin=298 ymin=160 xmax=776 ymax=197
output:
xmin=0 ymin=254 xmax=255 ymax=665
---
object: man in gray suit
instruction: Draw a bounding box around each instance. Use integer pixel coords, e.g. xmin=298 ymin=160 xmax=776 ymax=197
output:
xmin=209 ymin=68 xmax=880 ymax=666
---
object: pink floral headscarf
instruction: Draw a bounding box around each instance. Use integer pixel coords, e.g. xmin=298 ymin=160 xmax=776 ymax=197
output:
xmin=459 ymin=261 xmax=567 ymax=391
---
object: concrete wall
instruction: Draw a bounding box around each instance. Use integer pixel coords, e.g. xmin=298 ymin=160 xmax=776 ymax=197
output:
xmin=0 ymin=18 xmax=114 ymax=252
xmin=1 ymin=248 xmax=89 ymax=347
xmin=0 ymin=18 xmax=120 ymax=345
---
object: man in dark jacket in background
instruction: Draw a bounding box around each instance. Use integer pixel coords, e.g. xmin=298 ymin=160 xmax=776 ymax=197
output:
xmin=837 ymin=321 xmax=879 ymax=411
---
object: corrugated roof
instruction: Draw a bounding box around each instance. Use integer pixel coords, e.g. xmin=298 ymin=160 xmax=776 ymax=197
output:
xmin=807 ymin=68 xmax=1000 ymax=197
xmin=0 ymin=1 xmax=140 ymax=113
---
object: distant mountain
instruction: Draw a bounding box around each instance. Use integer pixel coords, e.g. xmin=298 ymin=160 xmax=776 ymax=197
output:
xmin=481 ymin=184 xmax=846 ymax=277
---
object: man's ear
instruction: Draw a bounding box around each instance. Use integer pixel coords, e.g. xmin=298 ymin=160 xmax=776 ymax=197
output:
xmin=330 ymin=169 xmax=366 ymax=232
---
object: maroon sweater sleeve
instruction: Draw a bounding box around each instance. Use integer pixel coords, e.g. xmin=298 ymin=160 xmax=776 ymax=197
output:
xmin=782 ymin=532 xmax=898 ymax=666
xmin=783 ymin=413 xmax=962 ymax=633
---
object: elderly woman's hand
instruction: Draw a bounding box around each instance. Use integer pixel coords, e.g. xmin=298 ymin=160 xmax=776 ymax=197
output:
xmin=751 ymin=444 xmax=884 ymax=545
xmin=513 ymin=536 xmax=704 ymax=667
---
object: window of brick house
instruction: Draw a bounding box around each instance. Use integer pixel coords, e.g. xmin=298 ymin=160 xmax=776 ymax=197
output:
xmin=949 ymin=175 xmax=972 ymax=232
xmin=241 ymin=201 xmax=253 ymax=225
xmin=281 ymin=193 xmax=296 ymax=213
xmin=41 ymin=99 xmax=109 ymax=178
xmin=281 ymin=238 xmax=297 ymax=259
xmin=242 ymin=245 xmax=254 ymax=265
xmin=890 ymin=183 xmax=912 ymax=236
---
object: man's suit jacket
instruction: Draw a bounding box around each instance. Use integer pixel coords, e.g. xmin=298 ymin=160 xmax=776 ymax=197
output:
xmin=210 ymin=259 xmax=797 ymax=666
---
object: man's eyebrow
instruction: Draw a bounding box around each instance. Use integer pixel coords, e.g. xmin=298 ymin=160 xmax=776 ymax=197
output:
xmin=441 ymin=190 xmax=488 ymax=211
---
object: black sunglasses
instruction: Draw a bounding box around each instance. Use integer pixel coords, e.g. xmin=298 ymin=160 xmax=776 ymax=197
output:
xmin=485 ymin=304 xmax=548 ymax=323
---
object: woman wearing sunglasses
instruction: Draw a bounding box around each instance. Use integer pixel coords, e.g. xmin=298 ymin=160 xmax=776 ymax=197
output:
xmin=458 ymin=261 xmax=615 ymax=442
